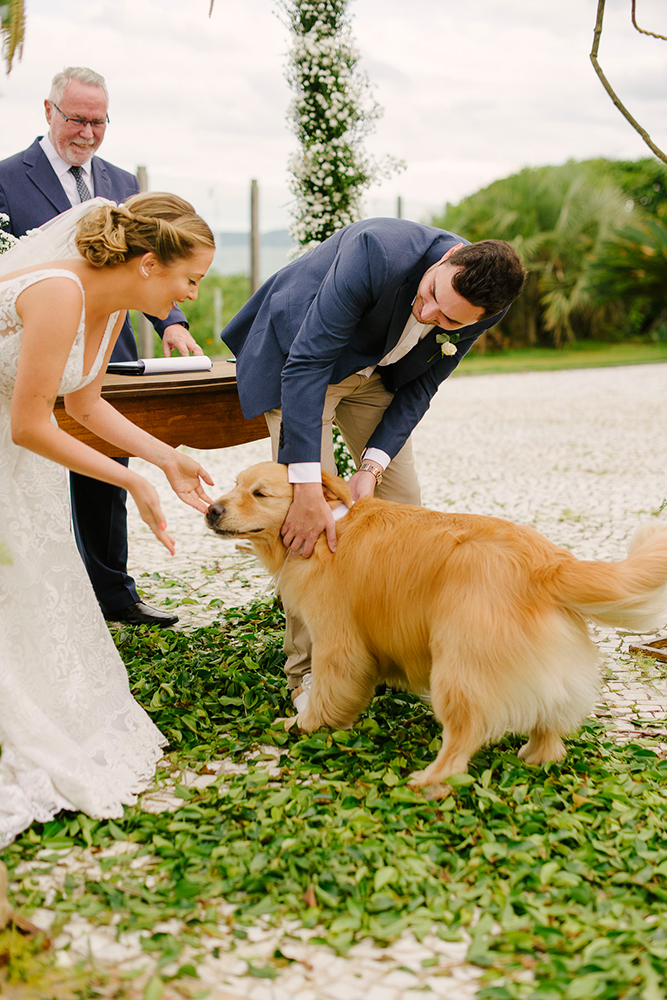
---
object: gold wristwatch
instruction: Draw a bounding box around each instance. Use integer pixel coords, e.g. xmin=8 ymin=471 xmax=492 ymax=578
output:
xmin=358 ymin=460 xmax=383 ymax=486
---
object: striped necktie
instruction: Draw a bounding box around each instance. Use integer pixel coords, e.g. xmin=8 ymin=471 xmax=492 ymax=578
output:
xmin=69 ymin=165 xmax=92 ymax=202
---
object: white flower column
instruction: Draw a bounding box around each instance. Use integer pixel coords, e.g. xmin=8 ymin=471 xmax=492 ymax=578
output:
xmin=281 ymin=0 xmax=403 ymax=251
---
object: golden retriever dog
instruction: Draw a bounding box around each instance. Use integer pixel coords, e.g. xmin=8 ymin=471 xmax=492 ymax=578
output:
xmin=205 ymin=462 xmax=667 ymax=790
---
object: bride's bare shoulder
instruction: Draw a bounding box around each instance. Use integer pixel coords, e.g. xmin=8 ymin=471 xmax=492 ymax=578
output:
xmin=10 ymin=268 xmax=85 ymax=323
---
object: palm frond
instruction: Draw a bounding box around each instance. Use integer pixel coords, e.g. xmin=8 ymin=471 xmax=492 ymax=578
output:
xmin=1 ymin=0 xmax=26 ymax=74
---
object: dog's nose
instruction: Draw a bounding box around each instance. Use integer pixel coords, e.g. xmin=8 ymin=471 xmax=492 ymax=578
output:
xmin=205 ymin=503 xmax=225 ymax=525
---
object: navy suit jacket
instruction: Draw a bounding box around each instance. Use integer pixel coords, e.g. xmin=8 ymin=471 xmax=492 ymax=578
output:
xmin=222 ymin=218 xmax=507 ymax=464
xmin=0 ymin=137 xmax=187 ymax=361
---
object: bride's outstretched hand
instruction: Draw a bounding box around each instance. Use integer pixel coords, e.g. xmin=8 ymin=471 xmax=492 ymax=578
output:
xmin=129 ymin=478 xmax=176 ymax=555
xmin=163 ymin=453 xmax=214 ymax=514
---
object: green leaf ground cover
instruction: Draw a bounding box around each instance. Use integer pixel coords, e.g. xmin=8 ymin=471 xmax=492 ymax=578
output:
xmin=3 ymin=598 xmax=667 ymax=999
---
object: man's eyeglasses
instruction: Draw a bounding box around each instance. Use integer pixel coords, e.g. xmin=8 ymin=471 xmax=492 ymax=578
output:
xmin=51 ymin=102 xmax=109 ymax=129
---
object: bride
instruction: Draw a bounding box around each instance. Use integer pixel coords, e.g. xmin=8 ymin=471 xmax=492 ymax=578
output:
xmin=0 ymin=193 xmax=215 ymax=848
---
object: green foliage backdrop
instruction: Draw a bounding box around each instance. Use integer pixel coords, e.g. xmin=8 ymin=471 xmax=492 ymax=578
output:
xmin=141 ymin=157 xmax=667 ymax=358
xmin=431 ymin=158 xmax=667 ymax=350
xmin=131 ymin=272 xmax=249 ymax=357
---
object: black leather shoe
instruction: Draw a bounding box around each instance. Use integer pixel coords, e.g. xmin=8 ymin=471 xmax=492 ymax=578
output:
xmin=106 ymin=601 xmax=179 ymax=627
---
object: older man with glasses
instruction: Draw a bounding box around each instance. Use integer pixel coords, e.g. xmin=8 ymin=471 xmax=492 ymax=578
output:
xmin=0 ymin=66 xmax=202 ymax=628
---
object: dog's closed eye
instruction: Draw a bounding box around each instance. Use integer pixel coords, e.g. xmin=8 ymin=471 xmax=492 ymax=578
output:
xmin=253 ymin=488 xmax=268 ymax=498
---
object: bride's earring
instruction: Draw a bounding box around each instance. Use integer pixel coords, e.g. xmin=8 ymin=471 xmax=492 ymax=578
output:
xmin=140 ymin=267 xmax=149 ymax=278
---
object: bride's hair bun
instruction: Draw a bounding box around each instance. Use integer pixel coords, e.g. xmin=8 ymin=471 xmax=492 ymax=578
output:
xmin=74 ymin=204 xmax=132 ymax=267
xmin=74 ymin=193 xmax=214 ymax=268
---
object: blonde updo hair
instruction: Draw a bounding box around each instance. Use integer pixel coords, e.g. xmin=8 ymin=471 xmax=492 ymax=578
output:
xmin=74 ymin=192 xmax=215 ymax=268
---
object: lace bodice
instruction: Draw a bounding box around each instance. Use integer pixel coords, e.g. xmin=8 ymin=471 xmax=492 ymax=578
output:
xmin=0 ymin=269 xmax=119 ymax=399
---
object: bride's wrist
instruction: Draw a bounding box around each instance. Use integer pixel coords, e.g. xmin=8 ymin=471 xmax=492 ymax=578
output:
xmin=125 ymin=468 xmax=148 ymax=494
xmin=146 ymin=442 xmax=177 ymax=473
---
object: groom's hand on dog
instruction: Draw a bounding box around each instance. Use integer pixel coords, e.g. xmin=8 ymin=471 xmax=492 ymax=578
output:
xmin=348 ymin=469 xmax=379 ymax=502
xmin=281 ymin=482 xmax=337 ymax=557
xmin=280 ymin=471 xmax=375 ymax=557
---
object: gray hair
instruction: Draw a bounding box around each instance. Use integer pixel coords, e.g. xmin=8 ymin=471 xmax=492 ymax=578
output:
xmin=48 ymin=67 xmax=109 ymax=106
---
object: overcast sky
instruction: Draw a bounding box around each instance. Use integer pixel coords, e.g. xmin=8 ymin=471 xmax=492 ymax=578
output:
xmin=1 ymin=0 xmax=666 ymax=232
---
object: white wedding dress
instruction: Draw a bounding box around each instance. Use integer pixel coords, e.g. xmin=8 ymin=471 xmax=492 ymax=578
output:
xmin=0 ymin=268 xmax=167 ymax=849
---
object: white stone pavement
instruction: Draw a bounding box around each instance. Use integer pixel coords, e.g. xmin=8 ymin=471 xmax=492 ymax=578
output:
xmin=15 ymin=364 xmax=667 ymax=999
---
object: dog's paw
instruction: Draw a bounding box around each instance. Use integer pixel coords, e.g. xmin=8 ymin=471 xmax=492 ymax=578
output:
xmin=407 ymin=770 xmax=452 ymax=799
xmin=406 ymin=768 xmax=432 ymax=789
xmin=422 ymin=783 xmax=452 ymax=800
xmin=518 ymin=737 xmax=567 ymax=766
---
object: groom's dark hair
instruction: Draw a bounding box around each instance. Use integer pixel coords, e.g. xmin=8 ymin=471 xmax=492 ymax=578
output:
xmin=448 ymin=240 xmax=526 ymax=318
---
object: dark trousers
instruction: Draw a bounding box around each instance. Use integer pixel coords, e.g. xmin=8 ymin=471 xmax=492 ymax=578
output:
xmin=70 ymin=458 xmax=140 ymax=616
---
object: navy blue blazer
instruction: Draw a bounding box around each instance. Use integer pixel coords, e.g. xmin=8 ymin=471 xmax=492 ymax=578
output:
xmin=0 ymin=137 xmax=187 ymax=361
xmin=222 ymin=218 xmax=506 ymax=464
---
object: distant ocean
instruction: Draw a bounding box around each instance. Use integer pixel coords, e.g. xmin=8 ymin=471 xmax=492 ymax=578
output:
xmin=212 ymin=229 xmax=295 ymax=282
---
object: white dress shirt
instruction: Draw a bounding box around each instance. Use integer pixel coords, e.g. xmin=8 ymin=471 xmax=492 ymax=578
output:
xmin=40 ymin=135 xmax=95 ymax=206
xmin=358 ymin=310 xmax=433 ymax=378
xmin=288 ymin=305 xmax=433 ymax=483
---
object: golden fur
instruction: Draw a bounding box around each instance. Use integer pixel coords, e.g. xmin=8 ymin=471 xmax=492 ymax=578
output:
xmin=206 ymin=462 xmax=667 ymax=791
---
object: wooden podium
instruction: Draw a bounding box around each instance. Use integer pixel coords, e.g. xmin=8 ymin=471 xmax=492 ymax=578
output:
xmin=53 ymin=360 xmax=269 ymax=458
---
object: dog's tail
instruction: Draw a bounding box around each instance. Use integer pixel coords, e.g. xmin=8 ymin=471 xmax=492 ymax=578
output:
xmin=552 ymin=522 xmax=667 ymax=630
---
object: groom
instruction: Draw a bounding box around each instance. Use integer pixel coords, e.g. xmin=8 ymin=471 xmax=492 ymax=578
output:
xmin=0 ymin=66 xmax=200 ymax=627
xmin=222 ymin=218 xmax=526 ymax=700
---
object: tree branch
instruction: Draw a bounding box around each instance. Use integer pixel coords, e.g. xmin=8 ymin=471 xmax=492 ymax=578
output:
xmin=590 ymin=0 xmax=667 ymax=166
xmin=631 ymin=0 xmax=667 ymax=41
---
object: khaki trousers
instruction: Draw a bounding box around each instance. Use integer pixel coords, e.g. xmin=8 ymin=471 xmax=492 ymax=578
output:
xmin=265 ymin=371 xmax=422 ymax=686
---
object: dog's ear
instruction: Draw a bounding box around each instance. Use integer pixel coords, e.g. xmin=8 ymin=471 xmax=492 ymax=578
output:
xmin=322 ymin=469 xmax=353 ymax=507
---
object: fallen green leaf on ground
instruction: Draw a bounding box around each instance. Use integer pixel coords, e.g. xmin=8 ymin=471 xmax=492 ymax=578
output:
xmin=2 ymin=598 xmax=667 ymax=999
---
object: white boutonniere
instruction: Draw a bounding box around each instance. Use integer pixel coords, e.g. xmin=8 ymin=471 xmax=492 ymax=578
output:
xmin=429 ymin=331 xmax=460 ymax=362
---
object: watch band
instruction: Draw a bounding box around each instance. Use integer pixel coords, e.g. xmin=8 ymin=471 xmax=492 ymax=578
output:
xmin=358 ymin=460 xmax=383 ymax=486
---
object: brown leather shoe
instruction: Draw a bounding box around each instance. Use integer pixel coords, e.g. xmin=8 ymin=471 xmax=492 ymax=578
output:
xmin=106 ymin=601 xmax=179 ymax=627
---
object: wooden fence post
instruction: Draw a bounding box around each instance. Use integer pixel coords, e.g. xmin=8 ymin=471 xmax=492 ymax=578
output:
xmin=213 ymin=285 xmax=223 ymax=340
xmin=250 ymin=179 xmax=260 ymax=294
xmin=136 ymin=165 xmax=154 ymax=358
